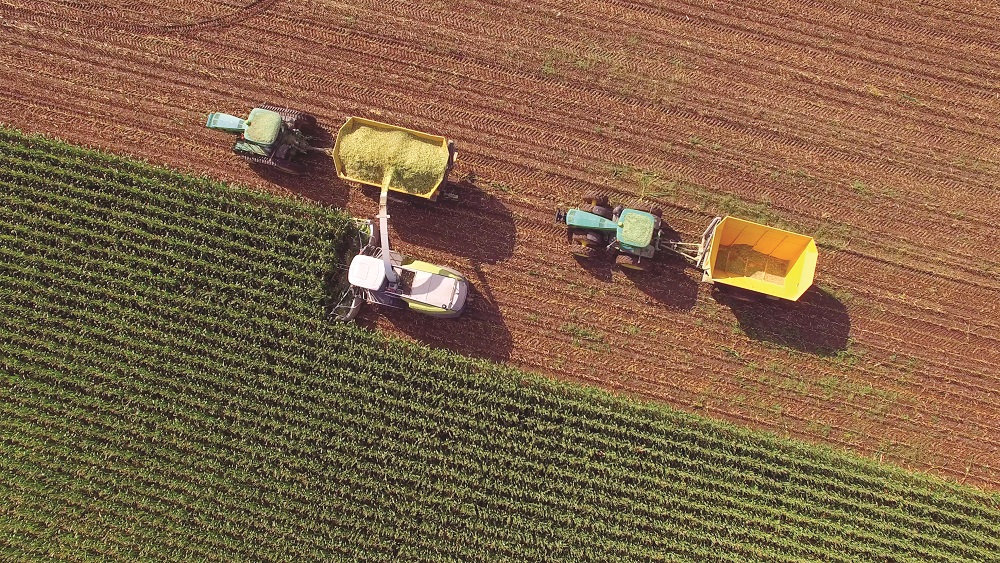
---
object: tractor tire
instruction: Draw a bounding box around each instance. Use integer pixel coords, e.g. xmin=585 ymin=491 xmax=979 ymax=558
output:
xmin=592 ymin=205 xmax=614 ymax=219
xmin=259 ymin=103 xmax=318 ymax=133
xmin=615 ymin=252 xmax=647 ymax=271
xmin=581 ymin=204 xmax=614 ymax=220
xmin=612 ymin=205 xmax=624 ymax=219
xmin=241 ymin=152 xmax=305 ymax=175
xmin=570 ymin=232 xmax=598 ymax=258
xmin=583 ymin=193 xmax=610 ymax=208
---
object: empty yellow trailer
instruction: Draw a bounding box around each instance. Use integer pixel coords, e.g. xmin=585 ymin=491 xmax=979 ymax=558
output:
xmin=701 ymin=216 xmax=818 ymax=301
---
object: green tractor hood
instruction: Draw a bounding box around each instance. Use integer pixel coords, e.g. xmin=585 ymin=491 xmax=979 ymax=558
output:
xmin=205 ymin=112 xmax=246 ymax=134
xmin=566 ymin=208 xmax=618 ymax=231
xmin=205 ymin=108 xmax=283 ymax=147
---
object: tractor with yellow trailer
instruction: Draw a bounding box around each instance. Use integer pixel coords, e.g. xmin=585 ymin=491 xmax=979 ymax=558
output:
xmin=557 ymin=194 xmax=667 ymax=271
xmin=329 ymin=118 xmax=469 ymax=320
xmin=560 ymin=197 xmax=817 ymax=301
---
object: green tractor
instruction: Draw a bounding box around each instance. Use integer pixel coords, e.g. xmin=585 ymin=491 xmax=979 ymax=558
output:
xmin=557 ymin=194 xmax=667 ymax=271
xmin=206 ymin=103 xmax=317 ymax=174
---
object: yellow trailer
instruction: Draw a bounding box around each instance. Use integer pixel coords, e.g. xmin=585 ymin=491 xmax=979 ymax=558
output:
xmin=699 ymin=216 xmax=818 ymax=301
xmin=332 ymin=116 xmax=457 ymax=201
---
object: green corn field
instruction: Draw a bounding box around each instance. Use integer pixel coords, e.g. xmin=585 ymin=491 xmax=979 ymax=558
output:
xmin=1 ymin=127 xmax=998 ymax=562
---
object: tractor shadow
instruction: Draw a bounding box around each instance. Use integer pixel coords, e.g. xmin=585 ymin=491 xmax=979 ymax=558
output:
xmin=621 ymin=253 xmax=700 ymax=311
xmin=572 ymin=223 xmax=698 ymax=310
xmin=712 ymin=285 xmax=851 ymax=355
xmin=622 ymin=222 xmax=698 ymax=311
xmin=572 ymin=252 xmax=615 ymax=283
xmin=355 ymin=263 xmax=513 ymax=361
xmin=248 ymin=123 xmax=347 ymax=207
xmin=364 ymin=175 xmax=516 ymax=265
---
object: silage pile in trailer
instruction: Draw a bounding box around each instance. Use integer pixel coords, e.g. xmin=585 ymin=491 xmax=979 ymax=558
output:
xmin=337 ymin=123 xmax=448 ymax=195
xmin=715 ymin=244 xmax=788 ymax=284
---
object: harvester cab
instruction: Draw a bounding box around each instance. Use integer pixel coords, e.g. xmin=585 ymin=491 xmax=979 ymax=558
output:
xmin=334 ymin=182 xmax=469 ymax=320
xmin=206 ymin=104 xmax=317 ymax=174
xmin=557 ymin=194 xmax=665 ymax=271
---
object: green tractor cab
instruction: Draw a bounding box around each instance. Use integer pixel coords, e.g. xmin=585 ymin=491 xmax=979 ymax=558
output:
xmin=557 ymin=194 xmax=665 ymax=271
xmin=206 ymin=103 xmax=317 ymax=174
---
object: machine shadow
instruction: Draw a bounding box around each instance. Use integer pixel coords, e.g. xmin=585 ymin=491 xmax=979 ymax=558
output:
xmin=368 ymin=177 xmax=516 ymax=265
xmin=712 ymin=285 xmax=851 ymax=355
xmin=572 ymin=252 xmax=615 ymax=283
xmin=356 ymin=262 xmax=513 ymax=362
xmin=621 ymin=253 xmax=700 ymax=311
xmin=248 ymin=123 xmax=347 ymax=208
xmin=569 ymin=221 xmax=698 ymax=310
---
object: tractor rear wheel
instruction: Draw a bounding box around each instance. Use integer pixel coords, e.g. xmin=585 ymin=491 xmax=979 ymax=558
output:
xmin=615 ymin=252 xmax=647 ymax=271
xmin=259 ymin=103 xmax=318 ymax=133
xmin=581 ymin=204 xmax=613 ymax=220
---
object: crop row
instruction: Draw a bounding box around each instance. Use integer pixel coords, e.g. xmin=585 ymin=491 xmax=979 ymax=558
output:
xmin=1 ymin=256 xmax=1000 ymax=560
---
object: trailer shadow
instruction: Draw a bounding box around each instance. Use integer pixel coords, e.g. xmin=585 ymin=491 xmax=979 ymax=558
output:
xmin=355 ymin=263 xmax=513 ymax=361
xmin=712 ymin=285 xmax=851 ymax=355
xmin=368 ymin=176 xmax=516 ymax=265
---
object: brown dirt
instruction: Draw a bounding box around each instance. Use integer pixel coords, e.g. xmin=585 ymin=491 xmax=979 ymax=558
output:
xmin=2 ymin=0 xmax=999 ymax=488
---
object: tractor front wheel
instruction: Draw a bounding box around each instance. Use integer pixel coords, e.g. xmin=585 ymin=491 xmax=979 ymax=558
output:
xmin=569 ymin=232 xmax=599 ymax=258
xmin=583 ymin=193 xmax=610 ymax=208
xmin=615 ymin=252 xmax=647 ymax=271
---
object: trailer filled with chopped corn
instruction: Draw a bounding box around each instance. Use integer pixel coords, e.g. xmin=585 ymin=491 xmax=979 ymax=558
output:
xmin=332 ymin=116 xmax=457 ymax=201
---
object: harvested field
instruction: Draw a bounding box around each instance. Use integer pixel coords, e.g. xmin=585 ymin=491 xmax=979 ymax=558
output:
xmin=1 ymin=0 xmax=999 ymax=490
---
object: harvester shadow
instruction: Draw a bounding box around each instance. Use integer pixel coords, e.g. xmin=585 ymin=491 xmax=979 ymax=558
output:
xmin=356 ymin=263 xmax=513 ymax=362
xmin=373 ymin=177 xmax=516 ymax=265
xmin=621 ymin=253 xmax=699 ymax=312
xmin=713 ymin=285 xmax=851 ymax=355
xmin=249 ymin=124 xmax=347 ymax=208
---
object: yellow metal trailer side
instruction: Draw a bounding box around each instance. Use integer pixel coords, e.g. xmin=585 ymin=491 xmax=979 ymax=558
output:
xmin=332 ymin=116 xmax=453 ymax=200
xmin=703 ymin=216 xmax=818 ymax=301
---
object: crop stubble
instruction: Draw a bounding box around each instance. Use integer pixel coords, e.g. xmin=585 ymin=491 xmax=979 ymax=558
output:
xmin=1 ymin=0 xmax=998 ymax=487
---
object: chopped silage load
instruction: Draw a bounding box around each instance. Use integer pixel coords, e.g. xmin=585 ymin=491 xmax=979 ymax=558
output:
xmin=620 ymin=213 xmax=655 ymax=246
xmin=714 ymin=244 xmax=789 ymax=285
xmin=336 ymin=123 xmax=449 ymax=195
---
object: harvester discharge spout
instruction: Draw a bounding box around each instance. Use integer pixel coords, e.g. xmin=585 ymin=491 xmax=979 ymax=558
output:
xmin=377 ymin=173 xmax=397 ymax=284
